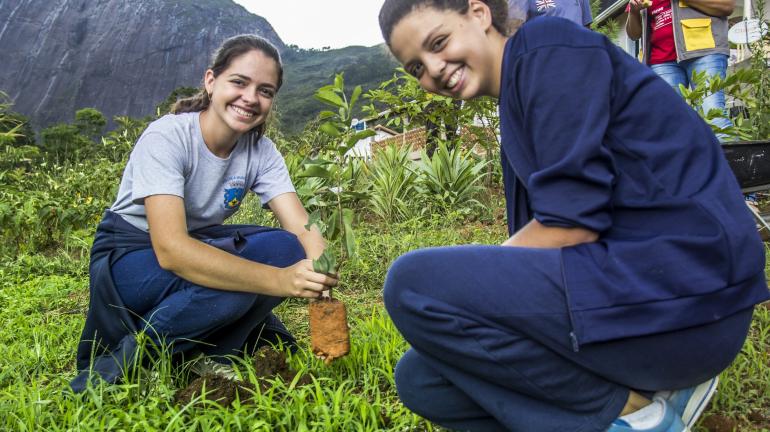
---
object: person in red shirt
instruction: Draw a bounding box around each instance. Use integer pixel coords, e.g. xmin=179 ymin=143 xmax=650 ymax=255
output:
xmin=642 ymin=0 xmax=677 ymax=64
xmin=625 ymin=0 xmax=735 ymax=135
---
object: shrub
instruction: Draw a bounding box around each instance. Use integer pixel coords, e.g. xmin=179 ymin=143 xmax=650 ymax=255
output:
xmin=416 ymin=142 xmax=488 ymax=215
xmin=368 ymin=144 xmax=419 ymax=223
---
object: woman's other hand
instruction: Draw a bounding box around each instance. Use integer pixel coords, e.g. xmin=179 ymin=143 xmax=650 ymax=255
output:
xmin=628 ymin=0 xmax=651 ymax=14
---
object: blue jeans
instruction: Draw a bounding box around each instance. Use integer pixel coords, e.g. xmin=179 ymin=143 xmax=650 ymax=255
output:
xmin=111 ymin=230 xmax=305 ymax=358
xmin=650 ymin=54 xmax=732 ymax=134
xmin=384 ymin=245 xmax=753 ymax=432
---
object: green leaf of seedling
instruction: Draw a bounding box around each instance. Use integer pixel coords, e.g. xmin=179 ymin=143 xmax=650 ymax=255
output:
xmin=337 ymin=143 xmax=353 ymax=158
xmin=353 ymin=129 xmax=375 ymax=140
xmin=313 ymin=250 xmax=329 ymax=273
xmin=327 ymin=209 xmax=341 ymax=242
xmin=315 ymin=88 xmax=345 ymax=108
xmin=306 ymin=157 xmax=335 ymax=166
xmin=319 ymin=110 xmax=337 ymax=120
xmin=313 ymin=249 xmax=337 ymax=274
xmin=344 ymin=130 xmax=374 ymax=149
xmin=326 ymin=252 xmax=337 ymax=274
xmin=319 ymin=122 xmax=342 ymax=138
xmin=297 ymin=165 xmax=333 ymax=179
xmin=305 ymin=210 xmax=323 ymax=232
xmin=342 ymin=209 xmax=356 ymax=260
xmin=349 ymin=85 xmax=362 ymax=109
xmin=345 ymin=191 xmax=371 ymax=201
xmin=334 ymin=73 xmax=344 ymax=91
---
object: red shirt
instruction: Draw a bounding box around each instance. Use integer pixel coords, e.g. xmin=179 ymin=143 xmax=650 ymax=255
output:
xmin=648 ymin=0 xmax=676 ymax=64
xmin=627 ymin=0 xmax=676 ymax=64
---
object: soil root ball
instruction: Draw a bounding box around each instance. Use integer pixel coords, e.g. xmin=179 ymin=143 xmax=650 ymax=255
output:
xmin=309 ymin=298 xmax=350 ymax=363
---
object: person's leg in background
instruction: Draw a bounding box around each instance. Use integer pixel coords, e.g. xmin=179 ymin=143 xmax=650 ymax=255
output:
xmin=682 ymin=53 xmax=732 ymax=135
xmin=650 ymin=61 xmax=688 ymax=95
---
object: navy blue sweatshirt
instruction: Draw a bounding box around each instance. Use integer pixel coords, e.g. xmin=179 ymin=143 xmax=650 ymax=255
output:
xmin=499 ymin=17 xmax=769 ymax=347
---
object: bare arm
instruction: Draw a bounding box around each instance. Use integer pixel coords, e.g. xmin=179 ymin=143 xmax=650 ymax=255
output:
xmin=268 ymin=192 xmax=326 ymax=260
xmin=681 ymin=0 xmax=734 ymax=17
xmin=145 ymin=194 xmax=336 ymax=298
xmin=502 ymin=219 xmax=599 ymax=248
xmin=625 ymin=0 xmax=646 ymax=41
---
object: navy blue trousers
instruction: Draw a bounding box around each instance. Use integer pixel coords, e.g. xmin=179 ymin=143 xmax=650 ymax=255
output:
xmin=383 ymin=245 xmax=753 ymax=432
xmin=111 ymin=230 xmax=305 ymax=359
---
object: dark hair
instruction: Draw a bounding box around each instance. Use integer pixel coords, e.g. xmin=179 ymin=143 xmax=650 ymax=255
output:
xmin=379 ymin=0 xmax=510 ymax=45
xmin=172 ymin=34 xmax=283 ymax=140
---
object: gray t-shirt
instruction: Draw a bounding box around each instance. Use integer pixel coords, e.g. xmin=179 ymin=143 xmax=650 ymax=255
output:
xmin=111 ymin=112 xmax=295 ymax=232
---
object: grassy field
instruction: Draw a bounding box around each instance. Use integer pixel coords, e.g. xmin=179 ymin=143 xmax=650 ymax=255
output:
xmin=0 ymin=200 xmax=768 ymax=431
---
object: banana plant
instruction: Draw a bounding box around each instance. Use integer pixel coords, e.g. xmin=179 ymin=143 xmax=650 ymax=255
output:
xmin=299 ymin=74 xmax=375 ymax=273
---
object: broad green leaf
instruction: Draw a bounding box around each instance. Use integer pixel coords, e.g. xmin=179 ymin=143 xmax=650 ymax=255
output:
xmin=315 ymin=89 xmax=345 ymax=108
xmin=350 ymin=129 xmax=375 ymax=141
xmin=334 ymin=73 xmax=344 ymax=91
xmin=349 ymin=85 xmax=363 ymax=109
xmin=313 ymin=249 xmax=337 ymax=274
xmin=342 ymin=209 xmax=356 ymax=259
xmin=319 ymin=122 xmax=342 ymax=138
xmin=297 ymin=165 xmax=333 ymax=179
xmin=319 ymin=110 xmax=337 ymax=120
xmin=305 ymin=157 xmax=335 ymax=166
xmin=305 ymin=210 xmax=322 ymax=231
xmin=327 ymin=251 xmax=338 ymax=274
xmin=337 ymin=143 xmax=353 ymax=158
xmin=327 ymin=209 xmax=340 ymax=242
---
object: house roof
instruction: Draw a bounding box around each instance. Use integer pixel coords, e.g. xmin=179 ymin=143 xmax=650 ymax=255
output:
xmin=595 ymin=0 xmax=628 ymax=24
xmin=373 ymin=124 xmax=398 ymax=136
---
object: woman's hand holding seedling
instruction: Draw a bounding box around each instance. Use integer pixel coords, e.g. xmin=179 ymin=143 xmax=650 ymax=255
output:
xmin=276 ymin=259 xmax=338 ymax=298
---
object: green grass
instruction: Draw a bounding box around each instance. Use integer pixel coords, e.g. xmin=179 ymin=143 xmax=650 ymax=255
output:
xmin=0 ymin=204 xmax=768 ymax=431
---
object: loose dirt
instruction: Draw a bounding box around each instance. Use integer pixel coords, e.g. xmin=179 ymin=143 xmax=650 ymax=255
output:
xmin=174 ymin=374 xmax=256 ymax=407
xmin=701 ymin=414 xmax=738 ymax=432
xmin=174 ymin=347 xmax=311 ymax=407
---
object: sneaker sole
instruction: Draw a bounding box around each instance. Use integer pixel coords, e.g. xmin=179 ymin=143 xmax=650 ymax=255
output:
xmin=682 ymin=377 xmax=719 ymax=428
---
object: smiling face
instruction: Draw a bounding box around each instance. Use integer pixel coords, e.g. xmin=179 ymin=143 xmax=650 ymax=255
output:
xmin=388 ymin=1 xmax=505 ymax=100
xmin=203 ymin=49 xmax=280 ymax=137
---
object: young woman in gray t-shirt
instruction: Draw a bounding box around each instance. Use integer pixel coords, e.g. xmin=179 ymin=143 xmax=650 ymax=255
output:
xmin=72 ymin=35 xmax=335 ymax=391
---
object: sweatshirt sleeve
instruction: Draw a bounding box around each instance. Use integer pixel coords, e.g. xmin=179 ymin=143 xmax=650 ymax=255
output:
xmin=513 ymin=44 xmax=616 ymax=232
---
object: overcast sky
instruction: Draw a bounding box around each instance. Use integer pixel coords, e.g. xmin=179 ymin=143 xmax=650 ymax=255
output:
xmin=234 ymin=1 xmax=387 ymax=49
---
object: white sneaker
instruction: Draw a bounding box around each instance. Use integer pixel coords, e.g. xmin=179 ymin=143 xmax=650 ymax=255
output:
xmin=188 ymin=355 xmax=240 ymax=381
xmin=655 ymin=377 xmax=718 ymax=429
xmin=607 ymin=397 xmax=687 ymax=432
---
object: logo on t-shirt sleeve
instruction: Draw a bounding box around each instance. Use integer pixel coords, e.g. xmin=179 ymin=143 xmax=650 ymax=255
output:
xmin=223 ymin=176 xmax=246 ymax=210
xmin=536 ymin=0 xmax=556 ymax=11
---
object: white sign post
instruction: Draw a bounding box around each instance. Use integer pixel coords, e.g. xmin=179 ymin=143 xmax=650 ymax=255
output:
xmin=728 ymin=19 xmax=769 ymax=45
